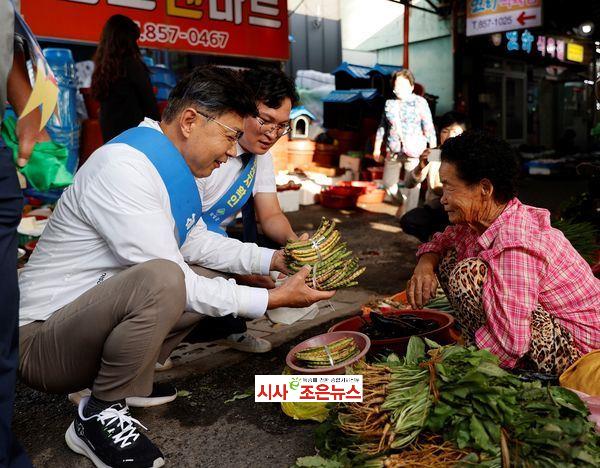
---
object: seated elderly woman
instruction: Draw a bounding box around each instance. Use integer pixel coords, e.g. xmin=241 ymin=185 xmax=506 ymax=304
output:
xmin=407 ymin=130 xmax=600 ymax=375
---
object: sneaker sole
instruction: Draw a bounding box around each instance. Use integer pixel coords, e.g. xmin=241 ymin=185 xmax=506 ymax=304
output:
xmin=154 ymin=358 xmax=173 ymax=372
xmin=68 ymin=389 xmax=92 ymax=406
xmin=65 ymin=422 xmax=165 ymax=468
xmin=67 ymin=391 xmax=176 ymax=409
xmin=126 ymin=393 xmax=177 ymax=408
xmin=215 ymin=339 xmax=272 ymax=353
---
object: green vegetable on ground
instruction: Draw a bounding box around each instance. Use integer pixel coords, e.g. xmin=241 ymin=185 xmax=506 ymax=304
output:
xmin=296 ymin=337 xmax=600 ymax=467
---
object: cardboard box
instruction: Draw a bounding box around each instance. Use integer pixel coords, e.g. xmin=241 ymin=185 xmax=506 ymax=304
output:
xmin=277 ymin=189 xmax=301 ymax=212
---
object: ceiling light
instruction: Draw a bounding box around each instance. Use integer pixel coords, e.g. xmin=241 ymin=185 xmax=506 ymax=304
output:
xmin=579 ymin=22 xmax=594 ymax=36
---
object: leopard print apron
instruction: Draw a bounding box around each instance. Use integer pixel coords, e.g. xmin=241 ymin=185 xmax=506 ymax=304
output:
xmin=437 ymin=250 xmax=581 ymax=375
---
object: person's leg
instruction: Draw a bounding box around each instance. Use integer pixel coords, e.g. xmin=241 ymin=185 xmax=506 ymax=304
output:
xmin=19 ymin=259 xmax=187 ymax=399
xmin=399 ymin=158 xmax=421 ymax=213
xmin=399 ymin=206 xmax=434 ymax=242
xmin=0 ymin=138 xmax=30 ymax=468
xmin=439 ymin=254 xmax=581 ymax=375
xmin=382 ymin=157 xmax=402 ymax=201
xmin=439 ymin=255 xmax=488 ymax=345
xmin=19 ymin=259 xmax=187 ymax=468
xmin=522 ymin=306 xmax=582 ymax=375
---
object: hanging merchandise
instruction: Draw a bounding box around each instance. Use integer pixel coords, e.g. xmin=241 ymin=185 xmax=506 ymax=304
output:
xmin=1 ymin=117 xmax=72 ymax=192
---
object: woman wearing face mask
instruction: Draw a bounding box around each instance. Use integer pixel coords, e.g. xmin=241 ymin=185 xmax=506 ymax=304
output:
xmin=407 ymin=130 xmax=600 ymax=376
xmin=373 ymin=69 xmax=437 ymax=213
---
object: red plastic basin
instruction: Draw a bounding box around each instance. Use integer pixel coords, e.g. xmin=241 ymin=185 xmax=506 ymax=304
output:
xmin=338 ymin=181 xmax=385 ymax=204
xmin=328 ymin=309 xmax=456 ymax=355
xmin=320 ymin=186 xmax=361 ymax=209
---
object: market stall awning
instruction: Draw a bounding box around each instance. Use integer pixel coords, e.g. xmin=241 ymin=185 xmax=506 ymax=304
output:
xmin=322 ymin=89 xmax=380 ymax=103
xmin=331 ymin=62 xmax=372 ymax=80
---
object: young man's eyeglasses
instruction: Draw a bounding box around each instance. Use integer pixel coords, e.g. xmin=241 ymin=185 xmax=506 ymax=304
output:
xmin=194 ymin=109 xmax=244 ymax=142
xmin=255 ymin=116 xmax=291 ymax=137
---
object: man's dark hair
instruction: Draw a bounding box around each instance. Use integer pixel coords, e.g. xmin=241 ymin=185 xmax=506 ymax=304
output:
xmin=243 ymin=67 xmax=299 ymax=109
xmin=391 ymin=69 xmax=415 ymax=88
xmin=163 ymin=66 xmax=257 ymax=123
xmin=441 ymin=130 xmax=519 ymax=204
xmin=438 ymin=111 xmax=467 ymax=131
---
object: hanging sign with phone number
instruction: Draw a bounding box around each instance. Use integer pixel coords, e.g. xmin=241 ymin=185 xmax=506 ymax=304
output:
xmin=134 ymin=21 xmax=229 ymax=49
xmin=22 ymin=0 xmax=289 ymax=60
xmin=467 ymin=0 xmax=542 ymax=37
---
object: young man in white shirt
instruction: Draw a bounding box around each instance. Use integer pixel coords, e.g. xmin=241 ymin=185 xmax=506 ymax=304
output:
xmin=196 ymin=67 xmax=305 ymax=353
xmin=17 ymin=66 xmax=333 ymax=468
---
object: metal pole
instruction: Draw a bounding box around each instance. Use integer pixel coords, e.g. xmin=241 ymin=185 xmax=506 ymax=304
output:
xmin=403 ymin=0 xmax=410 ymax=68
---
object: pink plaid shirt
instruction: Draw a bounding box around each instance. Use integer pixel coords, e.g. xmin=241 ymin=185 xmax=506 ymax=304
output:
xmin=417 ymin=198 xmax=600 ymax=367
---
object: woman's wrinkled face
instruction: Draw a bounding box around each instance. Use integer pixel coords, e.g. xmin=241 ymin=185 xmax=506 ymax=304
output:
xmin=439 ymin=162 xmax=486 ymax=225
xmin=393 ymin=77 xmax=414 ymax=100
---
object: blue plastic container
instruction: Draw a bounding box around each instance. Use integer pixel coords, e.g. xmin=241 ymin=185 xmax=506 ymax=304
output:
xmin=142 ymin=56 xmax=155 ymax=67
xmin=43 ymin=48 xmax=80 ymax=175
xmin=150 ymin=64 xmax=176 ymax=101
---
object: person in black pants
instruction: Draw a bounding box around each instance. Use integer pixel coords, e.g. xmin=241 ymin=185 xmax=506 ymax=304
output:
xmin=1 ymin=2 xmax=51 ymax=465
xmin=92 ymin=14 xmax=160 ymax=142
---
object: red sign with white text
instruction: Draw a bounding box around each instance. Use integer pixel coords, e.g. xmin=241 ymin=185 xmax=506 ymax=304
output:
xmin=21 ymin=0 xmax=289 ymax=60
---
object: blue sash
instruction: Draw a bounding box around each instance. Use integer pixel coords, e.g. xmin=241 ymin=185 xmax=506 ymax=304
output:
xmin=109 ymin=126 xmax=202 ymax=247
xmin=203 ymin=155 xmax=256 ymax=236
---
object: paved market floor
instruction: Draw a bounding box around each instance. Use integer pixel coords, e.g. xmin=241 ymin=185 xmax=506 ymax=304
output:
xmin=12 ymin=176 xmax=586 ymax=467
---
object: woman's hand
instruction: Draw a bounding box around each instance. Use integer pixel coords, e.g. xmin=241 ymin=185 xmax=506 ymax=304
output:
xmin=406 ymin=253 xmax=440 ymax=309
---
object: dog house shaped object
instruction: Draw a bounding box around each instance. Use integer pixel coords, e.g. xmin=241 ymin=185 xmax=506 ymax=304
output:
xmin=289 ymin=106 xmax=317 ymax=140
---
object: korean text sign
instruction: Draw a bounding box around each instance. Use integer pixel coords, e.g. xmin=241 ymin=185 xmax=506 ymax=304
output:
xmin=22 ymin=0 xmax=289 ymax=60
xmin=255 ymin=375 xmax=363 ymax=403
xmin=467 ymin=0 xmax=542 ymax=37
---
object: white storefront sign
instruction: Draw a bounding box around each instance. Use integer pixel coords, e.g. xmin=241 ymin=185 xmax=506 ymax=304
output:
xmin=467 ymin=0 xmax=542 ymax=37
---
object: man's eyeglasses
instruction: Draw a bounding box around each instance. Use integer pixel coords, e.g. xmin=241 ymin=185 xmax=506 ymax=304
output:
xmin=255 ymin=116 xmax=291 ymax=137
xmin=194 ymin=109 xmax=244 ymax=142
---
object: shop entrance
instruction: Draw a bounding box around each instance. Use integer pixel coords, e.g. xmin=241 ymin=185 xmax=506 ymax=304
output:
xmin=481 ymin=60 xmax=527 ymax=144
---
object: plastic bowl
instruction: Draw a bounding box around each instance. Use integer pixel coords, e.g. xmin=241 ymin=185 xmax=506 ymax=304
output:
xmin=338 ymin=181 xmax=385 ymax=204
xmin=329 ymin=309 xmax=456 ymax=355
xmin=286 ymin=331 xmax=371 ymax=375
xmin=320 ymin=186 xmax=361 ymax=209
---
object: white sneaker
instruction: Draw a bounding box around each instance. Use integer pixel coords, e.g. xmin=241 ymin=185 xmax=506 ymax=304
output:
xmin=154 ymin=357 xmax=173 ymax=372
xmin=218 ymin=332 xmax=272 ymax=353
xmin=125 ymin=383 xmax=177 ymax=408
xmin=68 ymin=383 xmax=177 ymax=409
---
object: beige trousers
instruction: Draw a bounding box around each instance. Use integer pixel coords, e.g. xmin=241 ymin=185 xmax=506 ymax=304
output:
xmin=18 ymin=259 xmax=206 ymax=401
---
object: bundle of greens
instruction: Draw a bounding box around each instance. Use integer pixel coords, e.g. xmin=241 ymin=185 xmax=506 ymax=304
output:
xmin=427 ymin=342 xmax=600 ymax=465
xmin=285 ymin=218 xmax=365 ymax=290
xmin=423 ymin=291 xmax=455 ymax=313
xmin=338 ymin=340 xmax=432 ymax=455
xmin=296 ymin=338 xmax=600 ymax=468
xmin=294 ymin=338 xmax=360 ymax=368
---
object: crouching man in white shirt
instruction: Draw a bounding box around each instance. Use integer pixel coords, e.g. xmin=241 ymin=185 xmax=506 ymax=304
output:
xmin=17 ymin=66 xmax=334 ymax=468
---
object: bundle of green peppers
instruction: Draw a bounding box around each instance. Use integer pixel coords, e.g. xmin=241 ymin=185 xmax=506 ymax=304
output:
xmin=285 ymin=218 xmax=365 ymax=291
